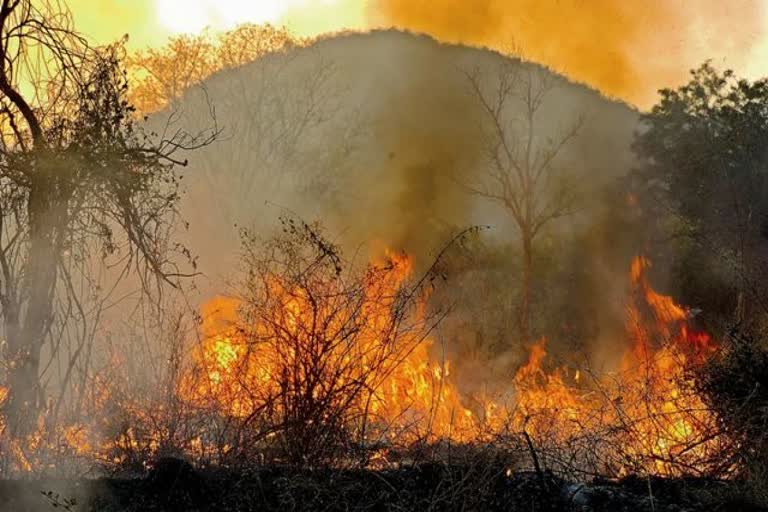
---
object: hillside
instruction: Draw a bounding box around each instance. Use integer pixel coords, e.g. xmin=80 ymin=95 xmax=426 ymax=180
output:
xmin=167 ymin=30 xmax=639 ymax=284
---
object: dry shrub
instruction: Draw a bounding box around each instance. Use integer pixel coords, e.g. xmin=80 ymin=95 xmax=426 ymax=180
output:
xmin=697 ymin=328 xmax=768 ymax=499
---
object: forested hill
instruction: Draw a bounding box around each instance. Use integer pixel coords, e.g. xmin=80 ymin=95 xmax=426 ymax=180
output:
xmin=169 ymin=29 xmax=639 ymax=282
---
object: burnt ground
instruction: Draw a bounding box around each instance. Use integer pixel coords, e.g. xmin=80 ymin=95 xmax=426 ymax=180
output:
xmin=0 ymin=459 xmax=764 ymax=512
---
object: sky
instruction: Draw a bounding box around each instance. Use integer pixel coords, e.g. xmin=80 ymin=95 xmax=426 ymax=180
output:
xmin=69 ymin=0 xmax=768 ymax=108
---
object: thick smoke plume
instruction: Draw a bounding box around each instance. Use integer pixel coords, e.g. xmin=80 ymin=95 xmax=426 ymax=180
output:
xmin=169 ymin=31 xmax=640 ymax=385
xmin=368 ymin=0 xmax=764 ymax=106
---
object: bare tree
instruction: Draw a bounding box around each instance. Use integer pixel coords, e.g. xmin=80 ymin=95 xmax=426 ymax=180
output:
xmin=463 ymin=64 xmax=584 ymax=343
xmin=127 ymin=23 xmax=300 ymax=115
xmin=211 ymin=219 xmax=443 ymax=465
xmin=129 ymin=23 xmax=336 ymax=233
xmin=0 ymin=0 xmax=215 ymax=434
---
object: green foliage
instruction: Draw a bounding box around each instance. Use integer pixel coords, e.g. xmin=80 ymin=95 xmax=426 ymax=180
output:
xmin=639 ymin=64 xmax=768 ymax=496
xmin=633 ymin=63 xmax=768 ymax=322
xmin=635 ymin=62 xmax=768 ymax=244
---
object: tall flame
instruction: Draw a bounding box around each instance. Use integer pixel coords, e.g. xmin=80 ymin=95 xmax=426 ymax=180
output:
xmin=178 ymin=254 xmax=722 ymax=475
xmin=0 ymin=254 xmax=725 ymax=476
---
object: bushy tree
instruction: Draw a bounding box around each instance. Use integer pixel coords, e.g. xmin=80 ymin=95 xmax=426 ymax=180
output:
xmin=638 ymin=62 xmax=768 ymax=489
xmin=633 ymin=63 xmax=768 ymax=325
xmin=0 ymin=0 xmax=214 ymax=434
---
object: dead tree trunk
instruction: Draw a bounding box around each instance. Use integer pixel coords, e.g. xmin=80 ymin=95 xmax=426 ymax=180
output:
xmin=5 ymin=167 xmax=68 ymax=434
xmin=520 ymin=231 xmax=533 ymax=344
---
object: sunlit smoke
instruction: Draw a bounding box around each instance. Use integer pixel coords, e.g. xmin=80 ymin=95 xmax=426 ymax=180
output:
xmin=68 ymin=0 xmax=768 ymax=107
xmin=155 ymin=0 xmax=296 ymax=33
xmin=368 ymin=0 xmax=766 ymax=107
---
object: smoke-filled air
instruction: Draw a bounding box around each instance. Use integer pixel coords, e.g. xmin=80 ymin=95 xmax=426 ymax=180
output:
xmin=1 ymin=1 xmax=768 ymax=511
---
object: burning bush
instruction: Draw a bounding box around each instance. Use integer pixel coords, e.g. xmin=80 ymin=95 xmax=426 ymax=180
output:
xmin=0 ymin=220 xmax=742 ymax=480
xmin=497 ymin=257 xmax=731 ymax=478
xmin=178 ymin=219 xmax=464 ymax=466
xmin=176 ymin=226 xmax=734 ymax=477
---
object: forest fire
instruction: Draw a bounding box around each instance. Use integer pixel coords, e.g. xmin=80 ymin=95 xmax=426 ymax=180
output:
xmin=163 ymin=252 xmax=722 ymax=476
xmin=0 ymin=246 xmax=728 ymax=480
xmin=505 ymin=257 xmax=723 ymax=476
xmin=178 ymin=250 xmax=478 ymax=450
xmin=2 ymin=1 xmax=767 ymax=509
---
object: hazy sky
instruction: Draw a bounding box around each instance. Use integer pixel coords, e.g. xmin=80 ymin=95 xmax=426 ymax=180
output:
xmin=69 ymin=0 xmax=768 ymax=108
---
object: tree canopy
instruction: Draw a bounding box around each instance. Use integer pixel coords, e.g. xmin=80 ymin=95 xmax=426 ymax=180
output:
xmin=0 ymin=0 xmax=215 ymax=432
xmin=633 ymin=63 xmax=768 ymax=323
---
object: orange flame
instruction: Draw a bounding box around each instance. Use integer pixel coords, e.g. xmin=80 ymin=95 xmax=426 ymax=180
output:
xmin=0 ymin=254 xmax=725 ymax=477
xmin=178 ymin=254 xmax=722 ymax=475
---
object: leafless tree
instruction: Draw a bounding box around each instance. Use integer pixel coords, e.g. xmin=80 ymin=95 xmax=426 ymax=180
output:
xmin=462 ymin=63 xmax=584 ymax=343
xmin=171 ymin=219 xmax=479 ymax=467
xmin=0 ymin=0 xmax=216 ymax=435
xmin=226 ymin=219 xmax=438 ymax=464
xmin=127 ymin=23 xmax=300 ymax=115
xmin=177 ymin=50 xmax=339 ymax=231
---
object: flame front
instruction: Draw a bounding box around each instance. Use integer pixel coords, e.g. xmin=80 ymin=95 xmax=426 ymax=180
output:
xmin=0 ymin=254 xmax=726 ymax=477
xmin=502 ymin=256 xmax=722 ymax=476
xmin=176 ymin=254 xmax=723 ymax=475
xmin=179 ymin=252 xmax=476 ymax=446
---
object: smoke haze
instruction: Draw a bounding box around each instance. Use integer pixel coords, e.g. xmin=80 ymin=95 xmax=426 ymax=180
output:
xmin=368 ymin=0 xmax=765 ymax=107
xmin=164 ymin=31 xmax=641 ymax=381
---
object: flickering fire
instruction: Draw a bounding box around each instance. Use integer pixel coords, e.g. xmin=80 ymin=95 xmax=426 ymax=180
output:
xmin=0 ymin=253 xmax=726 ymax=477
xmin=177 ymin=253 xmax=723 ymax=475
xmin=504 ymin=256 xmax=722 ymax=476
xmin=179 ymin=251 xmax=476 ymax=443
